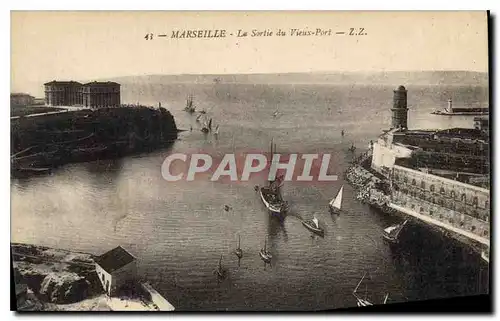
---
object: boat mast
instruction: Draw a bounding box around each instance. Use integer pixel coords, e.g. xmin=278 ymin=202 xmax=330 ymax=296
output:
xmin=354 ymin=272 xmax=366 ymax=294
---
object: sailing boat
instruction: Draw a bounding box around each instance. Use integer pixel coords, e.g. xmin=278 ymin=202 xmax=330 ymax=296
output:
xmin=382 ymin=220 xmax=408 ymax=244
xmin=258 ymin=138 xmax=288 ymax=217
xmin=259 ymin=238 xmax=272 ymax=263
xmin=184 ymin=95 xmax=196 ymax=113
xmin=329 ymin=186 xmax=343 ymax=215
xmin=302 ymin=216 xmax=324 ymax=236
xmin=214 ymin=254 xmax=226 ymax=279
xmin=201 ymin=117 xmax=210 ymax=133
xmin=214 ymin=125 xmax=220 ymax=137
xmin=235 ymin=235 xmax=243 ymax=259
xmin=353 ymin=273 xmax=389 ymax=307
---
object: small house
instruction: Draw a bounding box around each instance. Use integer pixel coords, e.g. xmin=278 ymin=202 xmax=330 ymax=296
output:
xmin=95 ymin=246 xmax=137 ymax=296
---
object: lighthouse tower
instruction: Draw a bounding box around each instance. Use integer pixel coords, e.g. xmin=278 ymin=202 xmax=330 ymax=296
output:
xmin=391 ymin=85 xmax=409 ymax=130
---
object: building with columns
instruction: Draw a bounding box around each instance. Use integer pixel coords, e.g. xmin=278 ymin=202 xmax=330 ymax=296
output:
xmin=82 ymin=81 xmax=121 ymax=108
xmin=44 ymin=81 xmax=83 ymax=106
xmin=43 ymin=80 xmax=121 ymax=108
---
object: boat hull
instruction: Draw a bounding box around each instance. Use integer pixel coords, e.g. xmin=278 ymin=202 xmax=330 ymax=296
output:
xmin=259 ymin=251 xmax=272 ymax=263
xmin=382 ymin=233 xmax=400 ymax=244
xmin=259 ymin=187 xmax=286 ymax=215
xmin=302 ymin=221 xmax=324 ymax=236
xmin=356 ymin=299 xmax=373 ymax=307
xmin=329 ymin=205 xmax=341 ymax=215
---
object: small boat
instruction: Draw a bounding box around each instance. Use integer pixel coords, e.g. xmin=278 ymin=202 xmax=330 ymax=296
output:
xmin=302 ymin=216 xmax=324 ymax=236
xmin=481 ymin=247 xmax=489 ymax=264
xmin=272 ymin=109 xmax=279 ymax=117
xmin=259 ymin=238 xmax=272 ymax=263
xmin=382 ymin=220 xmax=408 ymax=244
xmin=353 ymin=273 xmax=372 ymax=307
xmin=196 ymin=114 xmax=202 ymax=122
xmin=214 ymin=125 xmax=219 ymax=136
xmin=184 ymin=95 xmax=196 ymax=113
xmin=348 ymin=144 xmax=356 ymax=153
xmin=329 ymin=185 xmax=343 ymax=215
xmin=208 ymin=118 xmax=212 ymax=132
xmin=214 ymin=254 xmax=226 ymax=279
xmin=352 ymin=273 xmax=389 ymax=307
xmin=199 ymin=109 xmax=207 ymax=114
xmin=341 ymin=130 xmax=345 ymax=137
xmin=259 ymin=186 xmax=288 ymax=214
xmin=235 ymin=235 xmax=243 ymax=259
xmin=201 ymin=119 xmax=210 ymax=133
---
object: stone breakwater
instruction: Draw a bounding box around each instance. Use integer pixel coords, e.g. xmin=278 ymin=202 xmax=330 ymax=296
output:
xmin=344 ymin=150 xmax=396 ymax=214
xmin=344 ymin=163 xmax=395 ymax=214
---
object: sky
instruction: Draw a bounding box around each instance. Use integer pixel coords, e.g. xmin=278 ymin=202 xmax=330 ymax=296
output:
xmin=11 ymin=11 xmax=489 ymax=96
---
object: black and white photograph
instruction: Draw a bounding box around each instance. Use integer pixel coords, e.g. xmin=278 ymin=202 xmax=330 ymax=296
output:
xmin=9 ymin=11 xmax=491 ymax=312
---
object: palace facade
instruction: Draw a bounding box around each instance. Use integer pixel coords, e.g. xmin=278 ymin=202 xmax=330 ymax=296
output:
xmin=44 ymin=80 xmax=120 ymax=108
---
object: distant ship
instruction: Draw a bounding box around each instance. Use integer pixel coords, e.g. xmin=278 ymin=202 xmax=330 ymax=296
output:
xmin=184 ymin=95 xmax=196 ymax=113
xmin=431 ymin=99 xmax=488 ymax=116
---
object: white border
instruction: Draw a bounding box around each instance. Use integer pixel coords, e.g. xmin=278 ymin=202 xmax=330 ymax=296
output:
xmin=2 ymin=1 xmax=498 ymax=320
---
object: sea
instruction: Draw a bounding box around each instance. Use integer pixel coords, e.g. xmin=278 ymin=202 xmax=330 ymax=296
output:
xmin=11 ymin=83 xmax=490 ymax=311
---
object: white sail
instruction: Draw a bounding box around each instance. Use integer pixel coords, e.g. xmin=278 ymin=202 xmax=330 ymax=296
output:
xmin=330 ymin=186 xmax=343 ymax=209
xmin=214 ymin=125 xmax=219 ymax=135
xmin=312 ymin=217 xmax=319 ymax=228
xmin=384 ymin=225 xmax=398 ymax=234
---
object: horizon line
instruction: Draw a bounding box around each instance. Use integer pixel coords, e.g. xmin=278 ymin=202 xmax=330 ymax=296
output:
xmin=102 ymin=69 xmax=488 ymax=78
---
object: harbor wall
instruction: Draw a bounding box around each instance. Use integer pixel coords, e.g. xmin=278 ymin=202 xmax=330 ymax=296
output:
xmin=345 ymin=153 xmax=489 ymax=253
xmin=391 ymin=165 xmax=490 ymax=244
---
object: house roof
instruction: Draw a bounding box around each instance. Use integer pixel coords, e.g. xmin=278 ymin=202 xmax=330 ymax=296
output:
xmin=95 ymin=246 xmax=136 ymax=273
xmin=11 ymin=93 xmax=33 ymax=97
xmin=82 ymin=81 xmax=120 ymax=87
xmin=44 ymin=80 xmax=82 ymax=86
